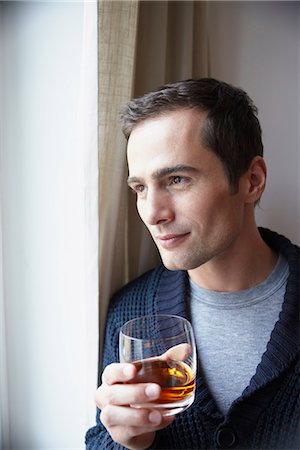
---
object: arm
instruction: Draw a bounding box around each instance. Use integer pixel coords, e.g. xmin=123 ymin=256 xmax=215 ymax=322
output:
xmin=85 ymin=302 xmax=173 ymax=450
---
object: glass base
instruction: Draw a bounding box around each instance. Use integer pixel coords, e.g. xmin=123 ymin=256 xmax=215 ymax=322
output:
xmin=133 ymin=392 xmax=195 ymax=416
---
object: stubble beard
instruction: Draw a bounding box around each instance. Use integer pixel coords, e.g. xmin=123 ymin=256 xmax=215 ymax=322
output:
xmin=158 ymin=234 xmax=238 ymax=271
xmin=159 ymin=245 xmax=213 ymax=271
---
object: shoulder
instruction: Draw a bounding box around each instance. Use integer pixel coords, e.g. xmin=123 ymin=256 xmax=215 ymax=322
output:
xmin=259 ymin=227 xmax=299 ymax=264
xmin=260 ymin=228 xmax=299 ymax=304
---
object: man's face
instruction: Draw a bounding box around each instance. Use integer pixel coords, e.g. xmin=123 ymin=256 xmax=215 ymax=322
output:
xmin=127 ymin=109 xmax=248 ymax=272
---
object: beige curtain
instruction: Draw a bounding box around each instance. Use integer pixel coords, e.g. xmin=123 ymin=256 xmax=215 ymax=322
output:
xmin=98 ymin=0 xmax=209 ymax=362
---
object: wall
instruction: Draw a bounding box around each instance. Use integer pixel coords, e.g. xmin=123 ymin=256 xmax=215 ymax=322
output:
xmin=1 ymin=2 xmax=96 ymax=449
xmin=208 ymin=1 xmax=300 ymax=245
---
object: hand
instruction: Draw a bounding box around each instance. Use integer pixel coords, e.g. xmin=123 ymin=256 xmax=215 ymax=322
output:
xmin=96 ymin=362 xmax=175 ymax=450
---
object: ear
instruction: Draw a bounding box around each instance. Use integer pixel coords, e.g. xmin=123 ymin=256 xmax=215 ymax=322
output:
xmin=245 ymin=156 xmax=267 ymax=204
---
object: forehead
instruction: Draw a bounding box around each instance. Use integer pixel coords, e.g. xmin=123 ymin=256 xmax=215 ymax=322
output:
xmin=127 ymin=109 xmax=208 ymax=174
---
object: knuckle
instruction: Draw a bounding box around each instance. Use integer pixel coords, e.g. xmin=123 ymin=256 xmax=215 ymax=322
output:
xmin=110 ymin=429 xmax=128 ymax=446
xmin=139 ymin=409 xmax=151 ymax=423
xmin=128 ymin=407 xmax=150 ymax=426
xmin=105 ymin=386 xmax=119 ymax=405
xmin=101 ymin=363 xmax=116 ymax=384
xmin=94 ymin=384 xmax=106 ymax=408
xmin=136 ymin=384 xmax=151 ymax=403
xmin=95 ymin=383 xmax=120 ymax=408
xmin=124 ymin=425 xmax=137 ymax=439
xmin=100 ymin=405 xmax=114 ymax=427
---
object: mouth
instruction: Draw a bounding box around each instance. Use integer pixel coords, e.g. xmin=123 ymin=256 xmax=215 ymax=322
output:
xmin=155 ymin=233 xmax=190 ymax=249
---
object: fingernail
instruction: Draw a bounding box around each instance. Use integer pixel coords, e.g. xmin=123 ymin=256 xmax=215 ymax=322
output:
xmin=123 ymin=365 xmax=134 ymax=378
xmin=145 ymin=384 xmax=160 ymax=399
xmin=149 ymin=410 xmax=161 ymax=425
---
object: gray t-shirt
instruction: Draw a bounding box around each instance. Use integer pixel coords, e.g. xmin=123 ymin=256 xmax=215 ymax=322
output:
xmin=190 ymin=254 xmax=289 ymax=414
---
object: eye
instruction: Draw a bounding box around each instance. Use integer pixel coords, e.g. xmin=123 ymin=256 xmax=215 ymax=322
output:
xmin=136 ymin=184 xmax=145 ymax=193
xmin=130 ymin=184 xmax=146 ymax=194
xmin=170 ymin=176 xmax=186 ymax=185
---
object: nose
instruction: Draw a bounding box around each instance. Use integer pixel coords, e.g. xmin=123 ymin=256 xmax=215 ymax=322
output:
xmin=138 ymin=189 xmax=174 ymax=226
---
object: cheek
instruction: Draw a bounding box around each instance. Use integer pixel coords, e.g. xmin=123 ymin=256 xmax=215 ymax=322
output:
xmin=136 ymin=199 xmax=153 ymax=226
xmin=181 ymin=192 xmax=219 ymax=219
xmin=214 ymin=197 xmax=245 ymax=232
xmin=136 ymin=200 xmax=145 ymax=221
xmin=186 ymin=192 xmax=242 ymax=229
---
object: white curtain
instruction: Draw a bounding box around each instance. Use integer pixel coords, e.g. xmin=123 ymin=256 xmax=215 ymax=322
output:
xmin=77 ymin=0 xmax=99 ymax=427
xmin=0 ymin=3 xmax=11 ymax=446
xmin=0 ymin=0 xmax=99 ymax=446
xmin=0 ymin=206 xmax=10 ymax=450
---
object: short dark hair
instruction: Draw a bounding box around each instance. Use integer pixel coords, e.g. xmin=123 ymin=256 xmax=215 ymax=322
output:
xmin=120 ymin=78 xmax=263 ymax=189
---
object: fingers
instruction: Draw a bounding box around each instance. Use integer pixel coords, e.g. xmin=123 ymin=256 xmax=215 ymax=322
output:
xmin=162 ymin=343 xmax=192 ymax=361
xmin=100 ymin=405 xmax=174 ymax=449
xmin=101 ymin=405 xmax=162 ymax=429
xmin=102 ymin=363 xmax=137 ymax=385
xmin=96 ymin=362 xmax=161 ymax=410
xmin=101 ymin=405 xmax=174 ymax=433
xmin=95 ymin=362 xmax=174 ymax=449
xmin=96 ymin=380 xmax=161 ymax=409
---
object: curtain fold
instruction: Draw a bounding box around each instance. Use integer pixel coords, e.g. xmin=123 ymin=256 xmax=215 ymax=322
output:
xmin=78 ymin=0 xmax=99 ymax=426
xmin=98 ymin=0 xmax=139 ymax=365
xmin=98 ymin=0 xmax=209 ymax=363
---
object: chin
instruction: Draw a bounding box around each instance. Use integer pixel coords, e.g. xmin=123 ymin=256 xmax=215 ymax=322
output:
xmin=161 ymin=252 xmax=209 ymax=271
xmin=161 ymin=257 xmax=191 ymax=271
xmin=161 ymin=257 xmax=180 ymax=271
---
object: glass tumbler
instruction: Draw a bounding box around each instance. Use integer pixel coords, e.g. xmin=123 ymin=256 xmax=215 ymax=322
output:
xmin=119 ymin=314 xmax=197 ymax=416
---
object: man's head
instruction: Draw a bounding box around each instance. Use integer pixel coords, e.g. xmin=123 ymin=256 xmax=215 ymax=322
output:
xmin=121 ymin=78 xmax=263 ymax=191
xmin=122 ymin=79 xmax=266 ymax=272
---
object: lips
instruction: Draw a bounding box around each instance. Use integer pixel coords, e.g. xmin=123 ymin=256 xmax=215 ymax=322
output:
xmin=155 ymin=233 xmax=190 ymax=249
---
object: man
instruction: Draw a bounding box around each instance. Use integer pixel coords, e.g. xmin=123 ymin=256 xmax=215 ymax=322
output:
xmin=86 ymin=78 xmax=299 ymax=449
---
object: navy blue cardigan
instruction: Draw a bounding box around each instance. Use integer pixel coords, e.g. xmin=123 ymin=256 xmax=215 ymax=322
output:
xmin=86 ymin=229 xmax=299 ymax=449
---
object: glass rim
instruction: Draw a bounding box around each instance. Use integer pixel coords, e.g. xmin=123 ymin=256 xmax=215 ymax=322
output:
xmin=119 ymin=313 xmax=193 ymax=341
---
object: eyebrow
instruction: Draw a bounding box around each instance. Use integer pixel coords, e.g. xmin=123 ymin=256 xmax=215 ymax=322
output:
xmin=127 ymin=164 xmax=197 ymax=186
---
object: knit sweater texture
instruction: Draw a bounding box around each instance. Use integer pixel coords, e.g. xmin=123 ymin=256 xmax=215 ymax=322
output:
xmin=85 ymin=228 xmax=300 ymax=449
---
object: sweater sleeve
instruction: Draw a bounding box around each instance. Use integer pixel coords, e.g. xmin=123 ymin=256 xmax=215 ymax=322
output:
xmin=85 ymin=266 xmax=164 ymax=450
xmin=85 ymin=417 xmax=124 ymax=450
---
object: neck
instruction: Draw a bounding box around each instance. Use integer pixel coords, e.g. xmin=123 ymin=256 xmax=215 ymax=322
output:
xmin=188 ymin=224 xmax=278 ymax=292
